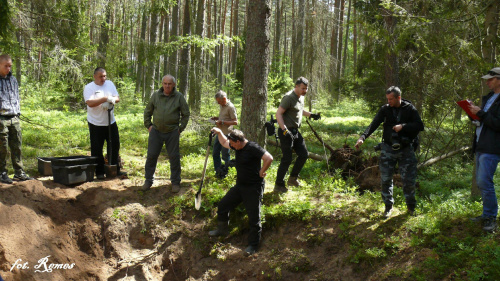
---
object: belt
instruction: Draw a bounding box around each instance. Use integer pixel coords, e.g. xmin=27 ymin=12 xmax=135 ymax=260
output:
xmin=0 ymin=115 xmax=16 ymax=120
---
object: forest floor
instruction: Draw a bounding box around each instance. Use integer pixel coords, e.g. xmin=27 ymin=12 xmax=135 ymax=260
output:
xmin=0 ymin=174 xmax=444 ymax=281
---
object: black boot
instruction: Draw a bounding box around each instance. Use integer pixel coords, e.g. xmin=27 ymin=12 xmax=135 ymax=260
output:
xmin=244 ymin=245 xmax=258 ymax=256
xmin=208 ymin=221 xmax=229 ymax=237
xmin=383 ymin=204 xmax=393 ymax=218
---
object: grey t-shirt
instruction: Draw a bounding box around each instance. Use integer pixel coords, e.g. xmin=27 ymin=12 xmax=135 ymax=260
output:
xmin=280 ymin=90 xmax=304 ymax=129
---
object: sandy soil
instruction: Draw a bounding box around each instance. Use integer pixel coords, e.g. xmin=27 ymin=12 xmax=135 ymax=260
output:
xmin=0 ymin=176 xmax=416 ymax=281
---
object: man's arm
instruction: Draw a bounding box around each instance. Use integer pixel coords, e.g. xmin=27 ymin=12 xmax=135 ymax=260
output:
xmin=85 ymin=97 xmax=108 ymax=108
xmin=179 ymin=95 xmax=190 ymax=133
xmin=276 ymin=106 xmax=287 ymax=130
xmin=259 ymin=152 xmax=273 ymax=178
xmin=144 ymin=96 xmax=155 ymax=131
xmin=355 ymin=107 xmax=385 ymax=149
xmin=211 ymin=127 xmax=230 ymax=149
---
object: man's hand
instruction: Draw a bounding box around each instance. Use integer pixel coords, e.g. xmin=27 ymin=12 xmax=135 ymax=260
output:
xmin=469 ymin=104 xmax=481 ymax=115
xmin=310 ymin=113 xmax=321 ymax=120
xmin=259 ymin=169 xmax=267 ymax=178
xmin=107 ymin=96 xmax=118 ymax=104
xmin=211 ymin=127 xmax=222 ymax=135
xmin=283 ymin=129 xmax=295 ymax=140
xmin=392 ymin=124 xmax=403 ymax=132
xmin=355 ymin=138 xmax=364 ymax=149
xmin=101 ymin=102 xmax=111 ymax=110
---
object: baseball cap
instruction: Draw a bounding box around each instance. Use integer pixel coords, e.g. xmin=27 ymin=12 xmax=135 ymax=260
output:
xmin=481 ymin=67 xmax=500 ymax=79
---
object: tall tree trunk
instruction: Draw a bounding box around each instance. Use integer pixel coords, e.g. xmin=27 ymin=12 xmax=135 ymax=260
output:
xmin=272 ymin=0 xmax=282 ymax=69
xmin=382 ymin=0 xmax=398 ymax=88
xmin=188 ymin=0 xmax=206 ymax=113
xmin=482 ymin=0 xmax=499 ymax=65
xmin=292 ymin=0 xmax=305 ymax=79
xmin=230 ymin=0 xmax=239 ymax=75
xmin=98 ymin=1 xmax=111 ymax=68
xmin=168 ymin=0 xmax=180 ymax=77
xmin=352 ymin=5 xmax=357 ymax=78
xmin=241 ymin=0 xmax=271 ymax=146
xmin=163 ymin=10 xmax=170 ymax=76
xmin=341 ymin=0 xmax=351 ymax=77
xmin=135 ymin=8 xmax=149 ymax=96
xmin=145 ymin=10 xmax=159 ymax=102
xmin=336 ymin=0 xmax=344 ymax=80
xmin=218 ymin=0 xmax=228 ymax=86
xmin=178 ymin=0 xmax=191 ymax=96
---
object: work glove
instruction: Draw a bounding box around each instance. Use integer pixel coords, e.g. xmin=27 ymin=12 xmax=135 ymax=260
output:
xmin=101 ymin=102 xmax=111 ymax=110
xmin=107 ymin=96 xmax=118 ymax=104
xmin=283 ymin=129 xmax=296 ymax=147
xmin=310 ymin=113 xmax=321 ymax=120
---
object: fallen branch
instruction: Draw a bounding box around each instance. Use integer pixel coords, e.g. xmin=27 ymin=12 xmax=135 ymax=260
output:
xmin=305 ymin=119 xmax=335 ymax=154
xmin=417 ymin=146 xmax=471 ymax=169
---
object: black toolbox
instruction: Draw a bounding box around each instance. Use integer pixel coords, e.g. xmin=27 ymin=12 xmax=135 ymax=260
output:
xmin=37 ymin=156 xmax=97 ymax=185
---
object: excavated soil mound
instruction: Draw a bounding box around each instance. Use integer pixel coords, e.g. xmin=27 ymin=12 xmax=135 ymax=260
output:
xmin=0 ymin=178 xmax=370 ymax=281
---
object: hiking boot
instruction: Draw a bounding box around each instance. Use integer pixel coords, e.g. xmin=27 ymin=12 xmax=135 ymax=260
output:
xmin=0 ymin=172 xmax=12 ymax=184
xmin=244 ymin=245 xmax=258 ymax=256
xmin=483 ymin=217 xmax=497 ymax=232
xmin=171 ymin=184 xmax=181 ymax=193
xmin=383 ymin=205 xmax=393 ymax=218
xmin=208 ymin=221 xmax=229 ymax=237
xmin=13 ymin=172 xmax=34 ymax=181
xmin=274 ymin=183 xmax=288 ymax=193
xmin=140 ymin=180 xmax=153 ymax=191
xmin=470 ymin=215 xmax=485 ymax=223
xmin=287 ymin=176 xmax=301 ymax=187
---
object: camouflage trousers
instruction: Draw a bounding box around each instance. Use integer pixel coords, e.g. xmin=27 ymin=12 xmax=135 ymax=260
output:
xmin=0 ymin=116 xmax=24 ymax=174
xmin=379 ymin=143 xmax=417 ymax=207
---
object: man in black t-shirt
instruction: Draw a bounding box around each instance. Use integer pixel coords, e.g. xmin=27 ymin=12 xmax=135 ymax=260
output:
xmin=208 ymin=128 xmax=273 ymax=256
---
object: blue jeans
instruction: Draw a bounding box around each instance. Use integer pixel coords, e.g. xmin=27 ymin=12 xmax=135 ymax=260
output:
xmin=213 ymin=137 xmax=230 ymax=171
xmin=476 ymin=152 xmax=500 ymax=218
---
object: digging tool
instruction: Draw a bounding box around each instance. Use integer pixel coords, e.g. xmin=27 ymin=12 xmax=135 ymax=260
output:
xmin=195 ymin=132 xmax=214 ymax=210
xmin=105 ymin=105 xmax=117 ymax=177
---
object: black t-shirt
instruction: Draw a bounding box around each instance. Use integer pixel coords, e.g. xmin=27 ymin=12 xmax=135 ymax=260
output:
xmin=230 ymin=141 xmax=266 ymax=185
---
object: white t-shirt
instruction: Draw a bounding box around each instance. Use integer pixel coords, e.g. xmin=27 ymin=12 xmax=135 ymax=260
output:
xmin=83 ymin=80 xmax=119 ymax=126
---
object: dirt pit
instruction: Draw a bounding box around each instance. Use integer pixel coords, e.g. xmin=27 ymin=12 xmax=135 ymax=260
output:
xmin=0 ymin=177 xmax=393 ymax=280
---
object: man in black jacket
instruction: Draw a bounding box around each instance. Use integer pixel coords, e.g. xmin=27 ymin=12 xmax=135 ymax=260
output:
xmin=469 ymin=67 xmax=500 ymax=232
xmin=355 ymin=86 xmax=424 ymax=217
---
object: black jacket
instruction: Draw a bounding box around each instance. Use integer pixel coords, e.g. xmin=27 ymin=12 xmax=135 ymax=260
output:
xmin=473 ymin=92 xmax=500 ymax=155
xmin=360 ymin=99 xmax=424 ymax=145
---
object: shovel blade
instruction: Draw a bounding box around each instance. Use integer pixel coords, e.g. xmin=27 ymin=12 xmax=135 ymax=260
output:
xmin=195 ymin=192 xmax=202 ymax=210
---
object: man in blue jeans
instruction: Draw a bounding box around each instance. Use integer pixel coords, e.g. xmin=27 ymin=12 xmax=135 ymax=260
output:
xmin=469 ymin=67 xmax=500 ymax=232
xmin=210 ymin=90 xmax=237 ymax=173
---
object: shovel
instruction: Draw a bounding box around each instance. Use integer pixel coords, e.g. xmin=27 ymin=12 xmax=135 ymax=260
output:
xmin=105 ymin=105 xmax=117 ymax=177
xmin=195 ymin=132 xmax=214 ymax=210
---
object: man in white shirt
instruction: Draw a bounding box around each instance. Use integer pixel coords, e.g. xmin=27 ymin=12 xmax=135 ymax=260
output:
xmin=83 ymin=67 xmax=124 ymax=179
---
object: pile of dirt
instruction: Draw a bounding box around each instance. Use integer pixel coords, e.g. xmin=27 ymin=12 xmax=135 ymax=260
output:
xmin=0 ymin=177 xmax=414 ymax=280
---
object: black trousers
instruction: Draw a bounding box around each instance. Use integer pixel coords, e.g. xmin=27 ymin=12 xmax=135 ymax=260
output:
xmin=88 ymin=122 xmax=120 ymax=175
xmin=275 ymin=127 xmax=309 ymax=185
xmin=217 ymin=182 xmax=264 ymax=247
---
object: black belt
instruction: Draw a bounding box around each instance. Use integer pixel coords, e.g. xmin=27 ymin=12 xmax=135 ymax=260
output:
xmin=0 ymin=115 xmax=16 ymax=120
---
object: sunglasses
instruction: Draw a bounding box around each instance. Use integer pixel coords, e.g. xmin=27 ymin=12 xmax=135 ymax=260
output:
xmin=487 ymin=70 xmax=500 ymax=76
